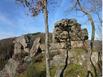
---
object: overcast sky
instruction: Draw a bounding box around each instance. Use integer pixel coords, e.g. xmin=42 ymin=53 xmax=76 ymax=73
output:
xmin=0 ymin=0 xmax=101 ymax=40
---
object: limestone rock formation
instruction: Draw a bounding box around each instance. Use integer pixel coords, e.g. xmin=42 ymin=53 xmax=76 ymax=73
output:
xmin=0 ymin=35 xmax=42 ymax=77
xmin=50 ymin=19 xmax=99 ymax=77
xmin=0 ymin=19 xmax=101 ymax=77
xmin=53 ymin=19 xmax=88 ymax=48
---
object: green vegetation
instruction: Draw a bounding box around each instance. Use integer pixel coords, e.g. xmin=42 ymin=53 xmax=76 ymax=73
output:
xmin=16 ymin=54 xmax=46 ymax=77
xmin=71 ymin=48 xmax=86 ymax=54
xmin=0 ymin=32 xmax=52 ymax=71
xmin=64 ymin=64 xmax=87 ymax=77
xmin=50 ymin=66 xmax=57 ymax=77
xmin=0 ymin=33 xmax=101 ymax=77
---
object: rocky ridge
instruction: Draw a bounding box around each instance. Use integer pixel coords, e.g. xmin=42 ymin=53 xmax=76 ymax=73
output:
xmin=0 ymin=19 xmax=101 ymax=77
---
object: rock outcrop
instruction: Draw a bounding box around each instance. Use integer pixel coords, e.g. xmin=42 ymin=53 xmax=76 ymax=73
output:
xmin=0 ymin=35 xmax=42 ymax=77
xmin=53 ymin=19 xmax=88 ymax=48
xmin=50 ymin=19 xmax=99 ymax=77
xmin=0 ymin=19 xmax=101 ymax=77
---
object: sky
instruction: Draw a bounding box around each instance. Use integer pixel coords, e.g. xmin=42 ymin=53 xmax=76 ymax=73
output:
xmin=0 ymin=0 xmax=102 ymax=40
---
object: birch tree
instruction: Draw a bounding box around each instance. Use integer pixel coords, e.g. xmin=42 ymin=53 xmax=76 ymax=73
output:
xmin=69 ymin=0 xmax=101 ymax=76
xmin=16 ymin=0 xmax=51 ymax=77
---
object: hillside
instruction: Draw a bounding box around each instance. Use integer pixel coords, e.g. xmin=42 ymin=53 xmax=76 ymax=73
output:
xmin=0 ymin=32 xmax=102 ymax=77
xmin=0 ymin=32 xmax=52 ymax=71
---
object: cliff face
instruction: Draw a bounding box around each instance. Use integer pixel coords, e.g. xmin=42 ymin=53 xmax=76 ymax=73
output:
xmin=0 ymin=34 xmax=101 ymax=77
xmin=0 ymin=19 xmax=101 ymax=77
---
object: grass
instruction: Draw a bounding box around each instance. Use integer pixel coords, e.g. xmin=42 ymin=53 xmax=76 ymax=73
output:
xmin=16 ymin=53 xmax=46 ymax=77
xmin=50 ymin=66 xmax=57 ymax=77
xmin=64 ymin=64 xmax=87 ymax=77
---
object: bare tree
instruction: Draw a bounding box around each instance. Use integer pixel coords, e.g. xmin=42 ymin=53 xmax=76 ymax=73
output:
xmin=43 ymin=0 xmax=51 ymax=77
xmin=66 ymin=0 xmax=101 ymax=76
xmin=87 ymin=0 xmax=102 ymax=40
xmin=73 ymin=0 xmax=101 ymax=77
xmin=16 ymin=0 xmax=51 ymax=77
xmin=76 ymin=0 xmax=102 ymax=77
xmin=76 ymin=0 xmax=95 ymax=50
xmin=68 ymin=0 xmax=101 ymax=40
xmin=88 ymin=0 xmax=102 ymax=25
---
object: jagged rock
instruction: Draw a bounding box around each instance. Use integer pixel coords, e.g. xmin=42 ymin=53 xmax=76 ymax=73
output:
xmin=50 ymin=19 xmax=90 ymax=77
xmin=50 ymin=18 xmax=89 ymax=69
xmin=53 ymin=19 xmax=88 ymax=48
xmin=30 ymin=37 xmax=41 ymax=57
xmin=0 ymin=35 xmax=43 ymax=77
xmin=13 ymin=36 xmax=30 ymax=54
xmin=71 ymin=41 xmax=83 ymax=48
xmin=0 ymin=59 xmax=19 ymax=77
xmin=13 ymin=35 xmax=42 ymax=60
xmin=0 ymin=18 xmax=100 ymax=77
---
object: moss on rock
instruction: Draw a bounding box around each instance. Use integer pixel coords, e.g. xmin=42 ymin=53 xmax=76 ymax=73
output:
xmin=16 ymin=53 xmax=46 ymax=77
xmin=64 ymin=64 xmax=87 ymax=77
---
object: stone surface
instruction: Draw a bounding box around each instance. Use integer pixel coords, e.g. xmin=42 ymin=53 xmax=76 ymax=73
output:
xmin=53 ymin=19 xmax=88 ymax=48
xmin=30 ymin=37 xmax=41 ymax=57
xmin=0 ymin=35 xmax=42 ymax=77
xmin=0 ymin=59 xmax=19 ymax=77
xmin=0 ymin=19 xmax=100 ymax=77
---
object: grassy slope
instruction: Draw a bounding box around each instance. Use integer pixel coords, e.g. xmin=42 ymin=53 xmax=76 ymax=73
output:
xmin=16 ymin=48 xmax=87 ymax=77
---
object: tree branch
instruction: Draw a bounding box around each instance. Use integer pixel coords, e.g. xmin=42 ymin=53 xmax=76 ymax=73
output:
xmin=76 ymin=0 xmax=97 ymax=77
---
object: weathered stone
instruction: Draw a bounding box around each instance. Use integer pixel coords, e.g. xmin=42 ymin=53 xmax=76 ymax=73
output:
xmin=0 ymin=35 xmax=43 ymax=77
xmin=0 ymin=59 xmax=19 ymax=77
xmin=53 ymin=19 xmax=88 ymax=48
xmin=0 ymin=18 xmax=100 ymax=77
xmin=91 ymin=52 xmax=98 ymax=65
xmin=30 ymin=37 xmax=41 ymax=57
xmin=71 ymin=41 xmax=83 ymax=48
xmin=13 ymin=36 xmax=30 ymax=54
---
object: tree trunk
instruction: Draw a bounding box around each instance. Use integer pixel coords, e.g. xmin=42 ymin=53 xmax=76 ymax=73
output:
xmin=76 ymin=0 xmax=97 ymax=77
xmin=43 ymin=0 xmax=51 ymax=77
xmin=76 ymin=0 xmax=95 ymax=49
